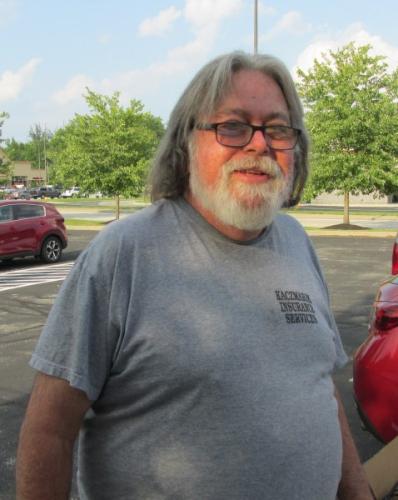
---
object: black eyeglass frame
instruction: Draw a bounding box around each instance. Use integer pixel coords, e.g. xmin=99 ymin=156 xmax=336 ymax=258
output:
xmin=196 ymin=122 xmax=301 ymax=150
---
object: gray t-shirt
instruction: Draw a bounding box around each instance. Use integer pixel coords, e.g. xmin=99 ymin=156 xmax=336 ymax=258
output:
xmin=31 ymin=198 xmax=347 ymax=500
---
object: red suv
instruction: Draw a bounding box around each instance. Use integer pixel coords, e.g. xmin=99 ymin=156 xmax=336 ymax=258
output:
xmin=353 ymin=233 xmax=398 ymax=443
xmin=0 ymin=200 xmax=68 ymax=263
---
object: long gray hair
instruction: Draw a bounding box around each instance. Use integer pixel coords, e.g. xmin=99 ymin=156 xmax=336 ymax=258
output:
xmin=148 ymin=51 xmax=309 ymax=207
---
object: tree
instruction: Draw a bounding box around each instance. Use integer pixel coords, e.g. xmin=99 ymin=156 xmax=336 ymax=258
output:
xmin=29 ymin=124 xmax=52 ymax=175
xmin=0 ymin=111 xmax=9 ymax=144
xmin=4 ymin=138 xmax=36 ymax=161
xmin=297 ymin=43 xmax=398 ymax=225
xmin=4 ymin=127 xmax=53 ymax=185
xmin=50 ymin=89 xmax=165 ymax=218
xmin=0 ymin=112 xmax=12 ymax=181
xmin=5 ymin=125 xmax=52 ymax=169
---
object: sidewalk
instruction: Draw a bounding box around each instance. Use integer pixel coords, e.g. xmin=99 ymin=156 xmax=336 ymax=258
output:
xmin=289 ymin=211 xmax=397 ymax=237
xmin=62 ymin=200 xmax=398 ymax=236
xmin=304 ymin=228 xmax=396 ymax=238
xmin=66 ymin=218 xmax=398 ymax=238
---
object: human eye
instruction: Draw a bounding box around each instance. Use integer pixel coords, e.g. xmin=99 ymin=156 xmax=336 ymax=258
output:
xmin=217 ymin=121 xmax=248 ymax=137
xmin=266 ymin=125 xmax=293 ymax=139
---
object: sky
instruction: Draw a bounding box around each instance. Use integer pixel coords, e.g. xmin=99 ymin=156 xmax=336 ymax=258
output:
xmin=1 ymin=0 xmax=398 ymax=142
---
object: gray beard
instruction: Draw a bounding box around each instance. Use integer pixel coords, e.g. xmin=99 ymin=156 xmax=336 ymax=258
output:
xmin=189 ymin=155 xmax=293 ymax=231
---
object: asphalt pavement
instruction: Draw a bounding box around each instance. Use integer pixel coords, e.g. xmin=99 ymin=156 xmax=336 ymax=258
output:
xmin=0 ymin=226 xmax=394 ymax=499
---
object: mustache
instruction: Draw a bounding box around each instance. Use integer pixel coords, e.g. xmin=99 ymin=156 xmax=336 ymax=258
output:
xmin=222 ymin=157 xmax=282 ymax=178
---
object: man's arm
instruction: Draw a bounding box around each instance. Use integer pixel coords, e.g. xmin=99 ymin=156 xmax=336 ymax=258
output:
xmin=335 ymin=386 xmax=374 ymax=500
xmin=16 ymin=372 xmax=92 ymax=500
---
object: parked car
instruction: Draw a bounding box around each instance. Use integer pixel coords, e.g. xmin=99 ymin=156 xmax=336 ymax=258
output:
xmin=29 ymin=187 xmax=43 ymax=199
xmin=5 ymin=188 xmax=27 ymax=199
xmin=4 ymin=189 xmax=31 ymax=200
xmin=61 ymin=186 xmax=80 ymax=198
xmin=0 ymin=200 xmax=68 ymax=263
xmin=30 ymin=186 xmax=61 ymax=199
xmin=42 ymin=186 xmax=61 ymax=198
xmin=18 ymin=190 xmax=32 ymax=200
xmin=353 ymin=232 xmax=398 ymax=443
xmin=4 ymin=189 xmax=20 ymax=200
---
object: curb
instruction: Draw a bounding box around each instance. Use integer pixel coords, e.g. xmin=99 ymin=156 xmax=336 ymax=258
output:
xmin=304 ymin=229 xmax=396 ymax=238
xmin=66 ymin=224 xmax=397 ymax=238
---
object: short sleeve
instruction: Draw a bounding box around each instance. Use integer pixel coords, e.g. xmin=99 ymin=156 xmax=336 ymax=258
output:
xmin=30 ymin=228 xmax=130 ymax=401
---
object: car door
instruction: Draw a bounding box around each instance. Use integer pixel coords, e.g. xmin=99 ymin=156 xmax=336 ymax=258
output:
xmin=12 ymin=204 xmax=45 ymax=253
xmin=0 ymin=204 xmax=15 ymax=256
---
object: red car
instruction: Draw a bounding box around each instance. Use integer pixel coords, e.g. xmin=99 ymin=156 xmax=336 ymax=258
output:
xmin=0 ymin=200 xmax=68 ymax=263
xmin=353 ymin=233 xmax=398 ymax=443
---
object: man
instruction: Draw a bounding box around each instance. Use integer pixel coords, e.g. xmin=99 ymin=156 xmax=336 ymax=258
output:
xmin=17 ymin=52 xmax=373 ymax=499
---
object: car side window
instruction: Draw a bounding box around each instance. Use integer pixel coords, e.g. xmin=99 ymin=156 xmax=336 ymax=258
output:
xmin=14 ymin=204 xmax=45 ymax=219
xmin=0 ymin=205 xmax=13 ymax=222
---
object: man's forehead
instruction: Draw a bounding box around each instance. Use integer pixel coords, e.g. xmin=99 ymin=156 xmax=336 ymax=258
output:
xmin=212 ymin=107 xmax=290 ymax=123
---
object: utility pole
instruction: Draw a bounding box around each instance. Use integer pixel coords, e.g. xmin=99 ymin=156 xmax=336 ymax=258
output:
xmin=254 ymin=0 xmax=258 ymax=54
xmin=43 ymin=125 xmax=48 ymax=186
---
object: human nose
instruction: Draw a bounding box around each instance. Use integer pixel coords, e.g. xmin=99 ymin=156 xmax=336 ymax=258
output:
xmin=244 ymin=128 xmax=270 ymax=154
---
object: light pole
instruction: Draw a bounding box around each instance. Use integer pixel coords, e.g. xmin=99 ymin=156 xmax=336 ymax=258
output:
xmin=254 ymin=0 xmax=258 ymax=54
xmin=43 ymin=125 xmax=48 ymax=186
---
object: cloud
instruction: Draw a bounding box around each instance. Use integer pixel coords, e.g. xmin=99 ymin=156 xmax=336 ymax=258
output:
xmin=183 ymin=0 xmax=243 ymax=29
xmin=264 ymin=11 xmax=312 ymax=40
xmin=102 ymin=0 xmax=244 ymax=99
xmin=138 ymin=6 xmax=182 ymax=37
xmin=293 ymin=23 xmax=398 ymax=77
xmin=0 ymin=0 xmax=18 ymax=28
xmin=100 ymin=33 xmax=210 ymax=98
xmin=258 ymin=2 xmax=277 ymax=17
xmin=51 ymin=0 xmax=245 ymax=120
xmin=0 ymin=58 xmax=41 ymax=102
xmin=52 ymin=74 xmax=95 ymax=105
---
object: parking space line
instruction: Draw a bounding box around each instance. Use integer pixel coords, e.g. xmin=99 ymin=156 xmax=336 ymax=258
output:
xmin=0 ymin=262 xmax=74 ymax=292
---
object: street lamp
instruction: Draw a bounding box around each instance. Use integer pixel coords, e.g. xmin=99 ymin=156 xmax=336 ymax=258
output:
xmin=43 ymin=124 xmax=48 ymax=186
xmin=254 ymin=0 xmax=258 ymax=54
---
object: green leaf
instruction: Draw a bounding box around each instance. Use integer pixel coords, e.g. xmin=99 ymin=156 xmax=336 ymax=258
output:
xmin=297 ymin=43 xmax=398 ymax=201
xmin=48 ymin=89 xmax=165 ymax=200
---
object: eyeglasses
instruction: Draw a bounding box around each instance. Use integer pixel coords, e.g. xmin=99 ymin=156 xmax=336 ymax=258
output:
xmin=196 ymin=121 xmax=300 ymax=150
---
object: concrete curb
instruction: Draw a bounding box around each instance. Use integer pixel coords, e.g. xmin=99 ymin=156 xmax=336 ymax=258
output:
xmin=66 ymin=225 xmax=397 ymax=238
xmin=304 ymin=229 xmax=396 ymax=238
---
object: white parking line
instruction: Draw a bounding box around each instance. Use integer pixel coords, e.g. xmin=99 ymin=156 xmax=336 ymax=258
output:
xmin=0 ymin=262 xmax=75 ymax=292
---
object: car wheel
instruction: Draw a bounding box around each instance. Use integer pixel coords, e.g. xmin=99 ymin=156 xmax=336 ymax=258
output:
xmin=40 ymin=236 xmax=62 ymax=263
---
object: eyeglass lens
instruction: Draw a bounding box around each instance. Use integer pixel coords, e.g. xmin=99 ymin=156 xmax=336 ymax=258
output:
xmin=216 ymin=123 xmax=297 ymax=150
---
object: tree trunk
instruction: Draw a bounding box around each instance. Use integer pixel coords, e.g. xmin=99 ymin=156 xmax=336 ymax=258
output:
xmin=115 ymin=194 xmax=120 ymax=220
xmin=343 ymin=191 xmax=350 ymax=225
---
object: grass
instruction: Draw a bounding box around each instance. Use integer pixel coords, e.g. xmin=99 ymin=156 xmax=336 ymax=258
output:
xmin=51 ymin=201 xmax=398 ymax=218
xmin=65 ymin=219 xmax=107 ymax=228
xmin=64 ymin=219 xmax=396 ymax=234
xmin=51 ymin=198 xmax=145 ymax=211
xmin=51 ymin=195 xmax=150 ymax=203
xmin=286 ymin=208 xmax=398 ymax=218
xmin=55 ymin=197 xmax=396 ymax=232
xmin=51 ymin=197 xmax=112 ymax=204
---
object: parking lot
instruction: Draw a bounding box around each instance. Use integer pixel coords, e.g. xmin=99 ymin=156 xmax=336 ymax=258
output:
xmin=0 ymin=229 xmax=395 ymax=498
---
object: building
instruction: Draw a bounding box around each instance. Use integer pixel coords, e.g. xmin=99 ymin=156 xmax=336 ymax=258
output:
xmin=0 ymin=148 xmax=46 ymax=187
xmin=313 ymin=191 xmax=397 ymax=205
